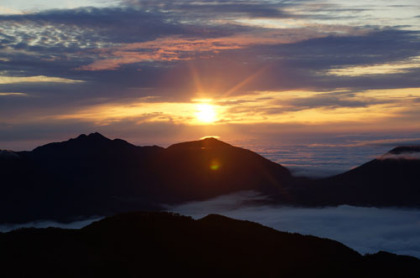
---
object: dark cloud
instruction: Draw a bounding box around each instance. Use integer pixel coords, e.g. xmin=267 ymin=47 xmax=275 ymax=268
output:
xmin=0 ymin=5 xmax=251 ymax=51
xmin=245 ymin=29 xmax=420 ymax=91
xmin=224 ymin=91 xmax=388 ymax=117
xmin=286 ymin=94 xmax=388 ymax=110
xmin=0 ymin=8 xmax=184 ymax=42
xmin=272 ymin=29 xmax=420 ymax=68
xmin=1 ymin=4 xmax=419 ymax=99
xmin=123 ymin=0 xmax=293 ymax=19
xmin=0 ymin=0 xmax=419 ymax=147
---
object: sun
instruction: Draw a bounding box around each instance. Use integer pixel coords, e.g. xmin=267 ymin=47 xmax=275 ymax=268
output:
xmin=195 ymin=103 xmax=217 ymax=123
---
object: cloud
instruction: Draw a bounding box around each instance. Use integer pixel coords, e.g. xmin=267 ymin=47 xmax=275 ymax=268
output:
xmin=0 ymin=0 xmax=419 ymax=147
xmin=0 ymin=0 xmax=118 ymax=14
xmin=0 ymin=75 xmax=84 ymax=84
xmin=122 ymin=0 xmax=293 ymax=19
xmin=0 ymin=6 xmax=22 ymax=15
xmin=346 ymin=137 xmax=420 ymax=148
xmin=0 ymin=217 xmax=103 ymax=233
xmin=168 ymin=191 xmax=420 ymax=258
xmin=379 ymin=153 xmax=420 ymax=160
xmin=379 ymin=145 xmax=420 ymax=160
xmin=3 ymin=190 xmax=420 ymax=259
xmin=327 ymin=56 xmax=420 ymax=77
xmin=77 ymin=36 xmax=248 ymax=71
xmin=1 ymin=5 xmax=419 ymax=94
xmin=4 ymin=189 xmax=420 ymax=260
xmin=287 ymin=166 xmax=345 ymax=178
xmin=0 ymin=92 xmax=28 ymax=96
xmin=284 ymin=94 xmax=388 ymax=110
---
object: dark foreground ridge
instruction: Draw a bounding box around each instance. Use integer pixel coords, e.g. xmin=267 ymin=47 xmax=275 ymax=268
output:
xmin=1 ymin=212 xmax=419 ymax=277
xmin=1 ymin=133 xmax=420 ymax=223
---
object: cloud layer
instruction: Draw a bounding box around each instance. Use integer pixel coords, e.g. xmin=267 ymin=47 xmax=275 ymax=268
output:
xmin=0 ymin=0 xmax=419 ymax=148
xmin=168 ymin=191 xmax=420 ymax=258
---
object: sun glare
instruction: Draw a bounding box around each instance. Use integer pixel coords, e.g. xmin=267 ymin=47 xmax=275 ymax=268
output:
xmin=195 ymin=103 xmax=217 ymax=123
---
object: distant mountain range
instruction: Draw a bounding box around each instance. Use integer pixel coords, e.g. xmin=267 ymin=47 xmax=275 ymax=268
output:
xmin=1 ymin=133 xmax=419 ymax=223
xmin=294 ymin=145 xmax=420 ymax=206
xmin=1 ymin=212 xmax=419 ymax=277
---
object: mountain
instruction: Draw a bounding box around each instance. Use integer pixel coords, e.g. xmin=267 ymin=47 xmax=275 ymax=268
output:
xmin=387 ymin=145 xmax=420 ymax=155
xmin=0 ymin=133 xmax=292 ymax=223
xmin=1 ymin=212 xmax=419 ymax=277
xmin=292 ymin=146 xmax=420 ymax=206
xmin=1 ymin=133 xmax=420 ymax=224
xmin=0 ymin=133 xmax=165 ymax=223
xmin=154 ymin=137 xmax=292 ymax=202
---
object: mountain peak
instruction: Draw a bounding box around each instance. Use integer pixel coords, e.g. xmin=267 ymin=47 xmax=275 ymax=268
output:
xmin=379 ymin=145 xmax=420 ymax=160
xmin=75 ymin=132 xmax=110 ymax=142
xmin=0 ymin=150 xmax=20 ymax=160
xmin=200 ymin=137 xmax=230 ymax=147
xmin=201 ymin=136 xmax=222 ymax=143
xmin=388 ymin=145 xmax=420 ymax=155
xmin=32 ymin=132 xmax=128 ymax=156
xmin=167 ymin=137 xmax=231 ymax=151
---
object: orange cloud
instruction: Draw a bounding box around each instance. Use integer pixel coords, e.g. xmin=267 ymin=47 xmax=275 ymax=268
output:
xmin=78 ymin=30 xmax=348 ymax=71
xmin=78 ymin=36 xmax=246 ymax=71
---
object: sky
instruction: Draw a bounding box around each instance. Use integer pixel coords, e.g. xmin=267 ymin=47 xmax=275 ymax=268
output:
xmin=1 ymin=0 xmax=420 ymax=150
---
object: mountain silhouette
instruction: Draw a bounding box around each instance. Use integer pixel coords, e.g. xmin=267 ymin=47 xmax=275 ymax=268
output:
xmin=0 ymin=133 xmax=292 ymax=223
xmin=1 ymin=212 xmax=419 ymax=277
xmin=154 ymin=137 xmax=292 ymax=202
xmin=0 ymin=133 xmax=165 ymax=223
xmin=387 ymin=145 xmax=420 ymax=155
xmin=293 ymin=146 xmax=420 ymax=206
xmin=1 ymin=133 xmax=420 ymax=223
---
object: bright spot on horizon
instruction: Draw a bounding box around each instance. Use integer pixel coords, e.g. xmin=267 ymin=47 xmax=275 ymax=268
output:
xmin=200 ymin=135 xmax=220 ymax=140
xmin=195 ymin=103 xmax=217 ymax=124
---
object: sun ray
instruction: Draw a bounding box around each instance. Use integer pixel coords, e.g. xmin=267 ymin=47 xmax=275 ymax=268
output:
xmin=222 ymin=66 xmax=269 ymax=98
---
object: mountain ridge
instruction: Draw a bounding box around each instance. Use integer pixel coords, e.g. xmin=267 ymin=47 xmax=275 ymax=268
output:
xmin=0 ymin=133 xmax=292 ymax=223
xmin=1 ymin=132 xmax=420 ymax=224
xmin=1 ymin=211 xmax=419 ymax=277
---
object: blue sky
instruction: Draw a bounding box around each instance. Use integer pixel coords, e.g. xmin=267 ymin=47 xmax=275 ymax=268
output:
xmin=0 ymin=0 xmax=419 ymax=149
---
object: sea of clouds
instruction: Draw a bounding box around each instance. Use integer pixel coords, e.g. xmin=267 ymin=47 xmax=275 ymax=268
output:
xmin=0 ymin=217 xmax=103 ymax=233
xmin=2 ymin=191 xmax=420 ymax=259
xmin=167 ymin=191 xmax=420 ymax=258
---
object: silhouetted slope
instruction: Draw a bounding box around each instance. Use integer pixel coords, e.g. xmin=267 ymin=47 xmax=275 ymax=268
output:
xmin=2 ymin=133 xmax=420 ymax=224
xmin=0 ymin=133 xmax=291 ymax=223
xmin=388 ymin=146 xmax=420 ymax=155
xmin=0 ymin=133 xmax=165 ymax=223
xmin=155 ymin=137 xmax=292 ymax=202
xmin=1 ymin=212 xmax=419 ymax=277
xmin=293 ymin=146 xmax=420 ymax=206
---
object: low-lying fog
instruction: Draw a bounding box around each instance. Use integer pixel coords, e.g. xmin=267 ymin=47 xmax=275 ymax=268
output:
xmin=167 ymin=191 xmax=420 ymax=258
xmin=2 ymin=191 xmax=420 ymax=259
xmin=0 ymin=217 xmax=103 ymax=233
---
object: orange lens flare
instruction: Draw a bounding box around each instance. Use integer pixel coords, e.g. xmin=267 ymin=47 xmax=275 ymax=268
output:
xmin=210 ymin=159 xmax=220 ymax=171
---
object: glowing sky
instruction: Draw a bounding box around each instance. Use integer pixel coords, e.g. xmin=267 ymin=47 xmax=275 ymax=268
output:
xmin=0 ymin=0 xmax=420 ymax=149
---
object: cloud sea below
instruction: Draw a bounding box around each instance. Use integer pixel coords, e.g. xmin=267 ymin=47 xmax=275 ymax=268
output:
xmin=168 ymin=191 xmax=420 ymax=259
xmin=2 ymin=138 xmax=420 ymax=259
